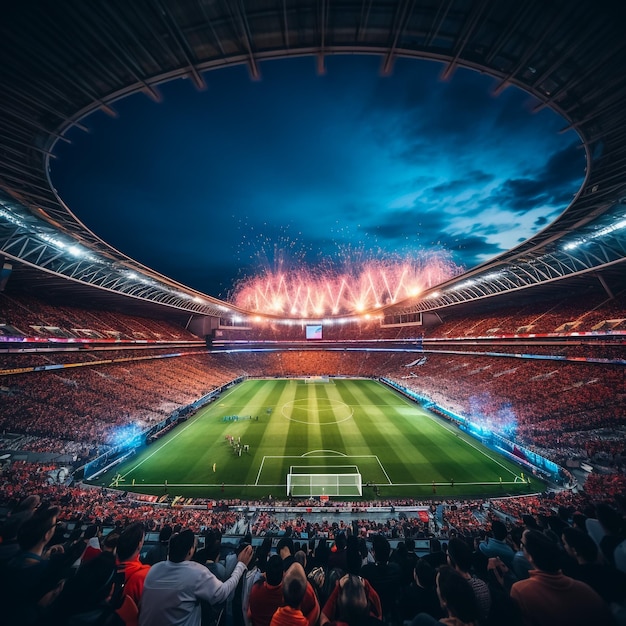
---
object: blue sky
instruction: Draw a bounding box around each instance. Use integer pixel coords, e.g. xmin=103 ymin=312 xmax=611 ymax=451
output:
xmin=51 ymin=55 xmax=585 ymax=300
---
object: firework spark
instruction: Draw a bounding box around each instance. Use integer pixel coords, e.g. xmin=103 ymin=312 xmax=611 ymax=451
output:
xmin=230 ymin=249 xmax=462 ymax=317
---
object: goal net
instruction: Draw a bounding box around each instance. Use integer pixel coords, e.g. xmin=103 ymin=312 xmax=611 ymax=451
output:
xmin=304 ymin=376 xmax=330 ymax=383
xmin=286 ymin=465 xmax=362 ymax=497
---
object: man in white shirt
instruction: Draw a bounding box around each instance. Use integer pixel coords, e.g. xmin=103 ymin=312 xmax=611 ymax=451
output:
xmin=139 ymin=529 xmax=253 ymax=626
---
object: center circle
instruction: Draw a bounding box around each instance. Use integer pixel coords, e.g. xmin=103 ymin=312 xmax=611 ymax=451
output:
xmin=282 ymin=398 xmax=354 ymax=424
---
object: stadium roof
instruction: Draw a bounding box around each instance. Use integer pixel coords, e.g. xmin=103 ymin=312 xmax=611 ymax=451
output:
xmin=1 ymin=0 xmax=626 ymax=321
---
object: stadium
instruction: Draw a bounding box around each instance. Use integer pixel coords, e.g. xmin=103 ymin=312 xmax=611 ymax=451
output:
xmin=1 ymin=2 xmax=625 ymax=625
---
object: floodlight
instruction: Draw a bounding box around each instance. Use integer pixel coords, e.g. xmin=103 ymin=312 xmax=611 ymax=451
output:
xmin=595 ymin=217 xmax=626 ymax=238
xmin=0 ymin=208 xmax=27 ymax=227
xmin=563 ymin=241 xmax=581 ymax=251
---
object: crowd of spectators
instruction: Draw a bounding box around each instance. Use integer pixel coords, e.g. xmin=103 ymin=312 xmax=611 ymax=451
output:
xmin=1 ymin=469 xmax=625 ymax=625
xmin=3 ymin=290 xmax=623 ymax=455
xmin=1 ymin=347 xmax=209 ymax=370
xmin=1 ymin=344 xmax=623 ymax=473
xmin=5 ymin=289 xmax=624 ymax=346
xmin=381 ymin=354 xmax=624 ymax=465
xmin=1 ymin=290 xmax=625 ymax=623
xmin=2 ymin=462 xmax=626 ymax=545
xmin=0 ymin=293 xmax=198 ymax=341
xmin=427 ymin=291 xmax=626 ymax=337
xmin=0 ymin=353 xmax=243 ymax=454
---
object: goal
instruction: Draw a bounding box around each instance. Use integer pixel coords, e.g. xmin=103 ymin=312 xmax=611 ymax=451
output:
xmin=286 ymin=465 xmax=362 ymax=497
xmin=304 ymin=376 xmax=330 ymax=383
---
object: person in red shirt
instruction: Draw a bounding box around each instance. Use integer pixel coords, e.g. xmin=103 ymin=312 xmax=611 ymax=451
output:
xmin=321 ymin=573 xmax=382 ymax=625
xmin=80 ymin=524 xmax=102 ymax=564
xmin=248 ymin=553 xmax=320 ymax=626
xmin=116 ymin=521 xmax=151 ymax=622
xmin=248 ymin=555 xmax=285 ymax=626
xmin=270 ymin=563 xmax=309 ymax=626
xmin=510 ymin=529 xmax=614 ymax=626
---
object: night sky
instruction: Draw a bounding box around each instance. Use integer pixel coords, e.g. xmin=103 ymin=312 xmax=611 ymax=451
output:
xmin=50 ymin=55 xmax=585 ymax=300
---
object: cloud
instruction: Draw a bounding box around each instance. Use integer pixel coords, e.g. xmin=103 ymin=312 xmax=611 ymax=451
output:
xmin=50 ymin=56 xmax=582 ymax=299
xmin=369 ymin=210 xmax=422 ymax=241
xmin=430 ymin=170 xmax=494 ymax=195
xmin=447 ymin=233 xmax=503 ymax=259
xmin=542 ymin=142 xmax=586 ymax=187
xmin=490 ymin=142 xmax=584 ymax=213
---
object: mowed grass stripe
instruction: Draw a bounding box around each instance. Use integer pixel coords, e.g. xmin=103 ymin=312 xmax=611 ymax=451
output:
xmin=392 ymin=409 xmax=460 ymax=482
xmin=260 ymin=381 xmax=303 ymax=483
xmin=304 ymin=385 xmax=324 ymax=453
xmin=202 ymin=379 xmax=278 ymax=486
xmin=347 ymin=380 xmax=413 ymax=484
xmin=332 ymin=381 xmax=394 ymax=483
xmin=387 ymin=385 xmax=522 ymax=482
xmin=326 ymin=383 xmax=372 ymax=458
xmin=328 ymin=382 xmax=382 ymax=460
xmin=213 ymin=379 xmax=277 ymax=485
xmin=238 ymin=379 xmax=285 ymax=485
xmin=378 ymin=386 xmax=490 ymax=482
xmin=343 ymin=381 xmax=415 ymax=483
xmin=344 ymin=380 xmax=494 ymax=485
xmin=92 ymin=378 xmax=539 ymax=498
xmin=316 ymin=383 xmax=349 ymax=462
xmin=284 ymin=385 xmax=309 ymax=467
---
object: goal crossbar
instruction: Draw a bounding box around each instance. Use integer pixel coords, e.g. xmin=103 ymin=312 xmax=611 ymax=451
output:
xmin=287 ymin=465 xmax=362 ymax=497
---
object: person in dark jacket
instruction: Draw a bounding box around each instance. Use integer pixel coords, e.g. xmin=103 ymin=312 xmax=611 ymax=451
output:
xmin=142 ymin=525 xmax=172 ymax=566
xmin=397 ymin=558 xmax=445 ymax=623
xmin=360 ymin=535 xmax=402 ymax=622
xmin=49 ymin=552 xmax=126 ymax=626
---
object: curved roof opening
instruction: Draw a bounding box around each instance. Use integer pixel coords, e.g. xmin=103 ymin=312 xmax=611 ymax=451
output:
xmin=50 ymin=56 xmax=585 ymax=317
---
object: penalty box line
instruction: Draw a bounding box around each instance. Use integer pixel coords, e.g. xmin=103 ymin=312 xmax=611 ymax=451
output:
xmin=255 ymin=454 xmax=392 ymax=486
xmin=126 ymin=479 xmax=526 ymax=489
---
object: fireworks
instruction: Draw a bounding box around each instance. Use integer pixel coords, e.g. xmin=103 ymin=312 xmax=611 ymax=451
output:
xmin=229 ymin=250 xmax=461 ymax=317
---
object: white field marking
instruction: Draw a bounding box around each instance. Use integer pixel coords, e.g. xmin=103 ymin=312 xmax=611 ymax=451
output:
xmin=289 ymin=465 xmax=360 ymax=472
xmin=302 ymin=450 xmax=347 ymax=457
xmin=391 ymin=391 xmax=519 ymax=479
xmin=368 ymin=481 xmax=523 ymax=487
xmin=281 ymin=399 xmax=353 ymax=425
xmin=254 ymin=456 xmax=267 ymax=487
xmin=119 ymin=385 xmax=243 ymax=480
xmin=374 ymin=456 xmax=393 ymax=484
xmin=285 ymin=399 xmax=348 ymax=413
xmin=260 ymin=454 xmax=380 ymax=459
xmin=130 ymin=480 xmax=523 ymax=488
xmin=254 ymin=454 xmax=382 ymax=486
xmin=136 ymin=483 xmax=286 ymax=488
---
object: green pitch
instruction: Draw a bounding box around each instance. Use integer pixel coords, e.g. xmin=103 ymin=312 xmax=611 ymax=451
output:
xmin=89 ymin=378 xmax=540 ymax=499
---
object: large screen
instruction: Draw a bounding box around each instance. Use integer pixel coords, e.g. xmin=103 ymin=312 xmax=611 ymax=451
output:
xmin=305 ymin=325 xmax=322 ymax=340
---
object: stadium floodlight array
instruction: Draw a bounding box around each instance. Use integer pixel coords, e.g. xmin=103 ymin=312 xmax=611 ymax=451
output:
xmin=286 ymin=465 xmax=362 ymax=497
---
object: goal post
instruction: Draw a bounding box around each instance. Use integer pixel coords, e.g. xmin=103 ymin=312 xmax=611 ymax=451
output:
xmin=286 ymin=465 xmax=362 ymax=497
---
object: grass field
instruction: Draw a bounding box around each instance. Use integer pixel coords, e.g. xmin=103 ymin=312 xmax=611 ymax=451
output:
xmin=89 ymin=378 xmax=541 ymax=499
